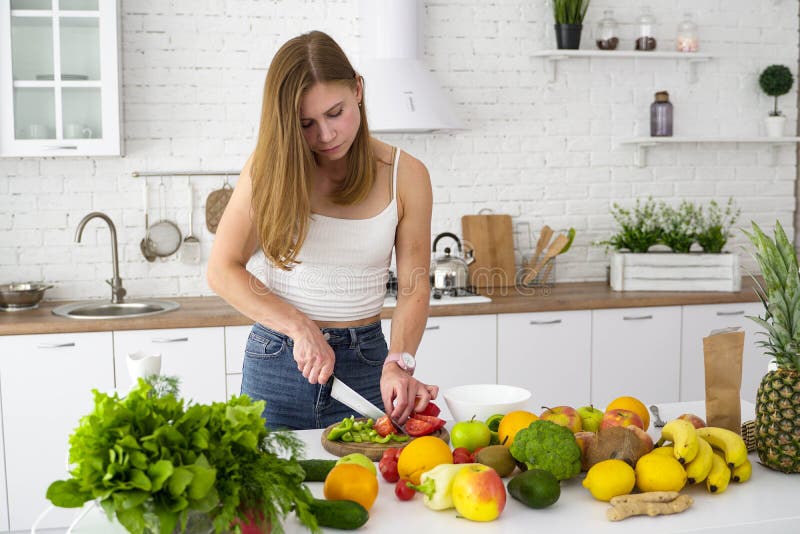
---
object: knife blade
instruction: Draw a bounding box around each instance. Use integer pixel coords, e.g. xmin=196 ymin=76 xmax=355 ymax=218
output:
xmin=330 ymin=375 xmax=407 ymax=435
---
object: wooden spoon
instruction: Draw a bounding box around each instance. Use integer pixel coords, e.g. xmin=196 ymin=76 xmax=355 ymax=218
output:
xmin=528 ymin=225 xmax=553 ymax=269
xmin=523 ymin=233 xmax=568 ymax=286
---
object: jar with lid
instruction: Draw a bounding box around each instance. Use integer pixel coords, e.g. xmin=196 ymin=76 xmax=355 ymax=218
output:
xmin=650 ymin=91 xmax=673 ymax=137
xmin=676 ymin=13 xmax=698 ymax=52
xmin=635 ymin=6 xmax=657 ymax=51
xmin=595 ymin=10 xmax=619 ymax=50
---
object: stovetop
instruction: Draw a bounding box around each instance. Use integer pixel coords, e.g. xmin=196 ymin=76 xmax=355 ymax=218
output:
xmin=383 ymin=272 xmax=491 ymax=308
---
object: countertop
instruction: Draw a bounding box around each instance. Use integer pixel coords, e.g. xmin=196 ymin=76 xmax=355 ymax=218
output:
xmin=62 ymin=400 xmax=799 ymax=534
xmin=1 ymin=278 xmax=761 ymax=336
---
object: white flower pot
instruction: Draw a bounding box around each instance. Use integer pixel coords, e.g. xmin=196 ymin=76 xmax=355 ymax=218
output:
xmin=609 ymin=251 xmax=741 ymax=292
xmin=764 ymin=115 xmax=786 ymax=138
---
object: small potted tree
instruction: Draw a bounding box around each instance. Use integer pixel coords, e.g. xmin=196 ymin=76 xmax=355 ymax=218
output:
xmin=758 ymin=64 xmax=794 ymax=137
xmin=552 ymin=0 xmax=590 ymax=50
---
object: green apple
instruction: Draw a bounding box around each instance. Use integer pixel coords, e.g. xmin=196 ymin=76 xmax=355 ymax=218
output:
xmin=336 ymin=453 xmax=376 ymax=475
xmin=577 ymin=405 xmax=604 ymax=433
xmin=451 ymin=418 xmax=492 ymax=452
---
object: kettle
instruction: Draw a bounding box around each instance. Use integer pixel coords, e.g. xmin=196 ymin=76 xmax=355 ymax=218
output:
xmin=431 ymin=232 xmax=474 ymax=291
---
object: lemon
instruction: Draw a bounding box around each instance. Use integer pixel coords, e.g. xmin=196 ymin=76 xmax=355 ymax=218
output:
xmin=650 ymin=445 xmax=675 ymax=457
xmin=582 ymin=459 xmax=636 ymax=501
xmin=635 ymin=452 xmax=687 ymax=492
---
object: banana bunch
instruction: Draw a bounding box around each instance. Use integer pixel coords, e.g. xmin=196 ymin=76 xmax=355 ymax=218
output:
xmin=656 ymin=421 xmax=751 ymax=495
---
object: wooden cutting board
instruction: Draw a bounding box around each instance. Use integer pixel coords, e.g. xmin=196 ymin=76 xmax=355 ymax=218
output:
xmin=320 ymin=419 xmax=450 ymax=461
xmin=461 ymin=213 xmax=516 ymax=289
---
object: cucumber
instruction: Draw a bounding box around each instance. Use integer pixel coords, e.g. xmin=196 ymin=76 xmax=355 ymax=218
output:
xmin=299 ymin=459 xmax=337 ymax=482
xmin=309 ymin=498 xmax=369 ymax=530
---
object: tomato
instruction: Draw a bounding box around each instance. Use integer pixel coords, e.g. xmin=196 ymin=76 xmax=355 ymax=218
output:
xmin=395 ymin=479 xmax=416 ymax=501
xmin=410 ymin=414 xmax=446 ymax=431
xmin=374 ymin=415 xmax=395 ymax=437
xmin=404 ymin=417 xmax=436 ymax=437
xmin=323 ymin=463 xmax=379 ymax=511
xmin=416 ymin=401 xmax=441 ymax=417
xmin=382 ymin=447 xmax=402 ymax=461
xmin=452 ymin=447 xmax=474 ymax=464
xmin=379 ymin=457 xmax=400 ymax=482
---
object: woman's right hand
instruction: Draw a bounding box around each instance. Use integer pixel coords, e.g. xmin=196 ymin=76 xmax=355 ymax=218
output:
xmin=290 ymin=321 xmax=335 ymax=384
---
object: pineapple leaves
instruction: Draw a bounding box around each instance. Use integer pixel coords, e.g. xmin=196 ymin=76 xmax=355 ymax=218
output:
xmin=744 ymin=221 xmax=800 ymax=370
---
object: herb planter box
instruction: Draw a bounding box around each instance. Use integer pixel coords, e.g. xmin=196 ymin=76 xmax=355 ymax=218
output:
xmin=609 ymin=251 xmax=741 ymax=292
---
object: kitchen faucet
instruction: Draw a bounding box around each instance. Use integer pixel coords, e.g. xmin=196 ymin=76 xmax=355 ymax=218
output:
xmin=75 ymin=212 xmax=127 ymax=303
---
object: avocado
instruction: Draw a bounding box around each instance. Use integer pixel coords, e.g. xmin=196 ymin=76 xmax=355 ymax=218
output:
xmin=475 ymin=445 xmax=517 ymax=477
xmin=507 ymin=469 xmax=561 ymax=509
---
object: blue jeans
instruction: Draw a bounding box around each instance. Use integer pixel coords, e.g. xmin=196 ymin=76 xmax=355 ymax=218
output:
xmin=241 ymin=321 xmax=388 ymax=430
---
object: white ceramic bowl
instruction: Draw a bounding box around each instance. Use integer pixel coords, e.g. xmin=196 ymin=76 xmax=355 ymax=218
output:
xmin=442 ymin=384 xmax=532 ymax=422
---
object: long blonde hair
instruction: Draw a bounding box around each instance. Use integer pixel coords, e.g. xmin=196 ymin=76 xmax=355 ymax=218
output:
xmin=251 ymin=31 xmax=375 ymax=270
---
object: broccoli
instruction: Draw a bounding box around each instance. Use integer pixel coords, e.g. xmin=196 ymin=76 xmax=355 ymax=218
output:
xmin=509 ymin=420 xmax=581 ymax=481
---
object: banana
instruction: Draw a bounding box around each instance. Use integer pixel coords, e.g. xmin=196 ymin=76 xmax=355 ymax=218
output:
xmin=706 ymin=450 xmax=731 ymax=494
xmin=696 ymin=427 xmax=748 ymax=468
xmin=731 ymin=458 xmax=752 ymax=483
xmin=684 ymin=436 xmax=713 ymax=484
xmin=659 ymin=419 xmax=699 ymax=464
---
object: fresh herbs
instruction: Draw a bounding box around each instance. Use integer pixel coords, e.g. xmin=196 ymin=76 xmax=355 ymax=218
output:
xmin=552 ymin=0 xmax=590 ymax=25
xmin=46 ymin=378 xmax=319 ymax=534
xmin=600 ymin=197 xmax=739 ymax=254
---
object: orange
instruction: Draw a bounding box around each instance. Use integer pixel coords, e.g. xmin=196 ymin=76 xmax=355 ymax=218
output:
xmin=606 ymin=396 xmax=650 ymax=431
xmin=497 ymin=410 xmax=539 ymax=448
xmin=397 ymin=436 xmax=453 ymax=484
xmin=323 ymin=463 xmax=379 ymax=510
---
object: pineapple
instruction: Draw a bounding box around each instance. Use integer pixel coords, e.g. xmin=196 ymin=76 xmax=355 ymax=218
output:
xmin=744 ymin=221 xmax=800 ymax=473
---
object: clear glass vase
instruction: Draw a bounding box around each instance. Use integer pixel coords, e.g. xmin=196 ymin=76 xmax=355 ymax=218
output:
xmin=676 ymin=12 xmax=699 ymax=52
xmin=595 ymin=10 xmax=619 ymax=50
xmin=635 ymin=7 xmax=657 ymax=51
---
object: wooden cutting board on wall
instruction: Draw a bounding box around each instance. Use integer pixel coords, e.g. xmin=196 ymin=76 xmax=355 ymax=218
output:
xmin=461 ymin=212 xmax=516 ymax=289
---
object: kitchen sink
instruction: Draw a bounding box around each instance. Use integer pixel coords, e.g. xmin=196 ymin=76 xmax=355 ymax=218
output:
xmin=52 ymin=299 xmax=180 ymax=319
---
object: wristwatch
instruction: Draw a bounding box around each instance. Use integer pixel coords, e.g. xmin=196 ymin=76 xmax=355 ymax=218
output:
xmin=384 ymin=352 xmax=416 ymax=374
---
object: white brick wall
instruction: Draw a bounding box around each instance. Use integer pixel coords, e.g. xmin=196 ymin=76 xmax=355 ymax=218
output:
xmin=0 ymin=0 xmax=797 ymax=301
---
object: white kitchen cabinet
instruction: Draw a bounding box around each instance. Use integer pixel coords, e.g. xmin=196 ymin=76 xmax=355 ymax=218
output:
xmin=591 ymin=306 xmax=682 ymax=409
xmin=680 ymin=302 xmax=766 ymax=404
xmin=382 ymin=315 xmax=497 ymax=419
xmin=497 ymin=310 xmax=591 ymax=411
xmin=224 ymin=325 xmax=252 ymax=398
xmin=113 ymin=327 xmax=226 ymax=405
xmin=0 ymin=331 xmax=114 ymax=532
xmin=0 ymin=0 xmax=121 ymax=156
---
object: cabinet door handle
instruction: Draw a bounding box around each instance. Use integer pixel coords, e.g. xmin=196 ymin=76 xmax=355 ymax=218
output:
xmin=36 ymin=342 xmax=76 ymax=348
xmin=716 ymin=310 xmax=745 ymax=316
xmin=623 ymin=315 xmax=653 ymax=321
xmin=44 ymin=145 xmax=78 ymax=150
xmin=424 ymin=325 xmax=440 ymax=331
xmin=152 ymin=337 xmax=189 ymax=343
xmin=529 ymin=319 xmax=562 ymax=325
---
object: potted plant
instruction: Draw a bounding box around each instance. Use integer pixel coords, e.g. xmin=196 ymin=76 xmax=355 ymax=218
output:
xmin=552 ymin=0 xmax=590 ymax=50
xmin=601 ymin=197 xmax=741 ymax=292
xmin=743 ymin=221 xmax=800 ymax=473
xmin=758 ymin=64 xmax=794 ymax=137
xmin=45 ymin=377 xmax=320 ymax=534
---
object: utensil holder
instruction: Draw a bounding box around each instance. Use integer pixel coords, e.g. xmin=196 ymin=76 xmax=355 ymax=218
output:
xmin=518 ymin=257 xmax=556 ymax=288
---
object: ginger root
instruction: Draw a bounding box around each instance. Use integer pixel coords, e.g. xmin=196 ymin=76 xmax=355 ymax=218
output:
xmin=607 ymin=493 xmax=693 ymax=521
xmin=609 ymin=491 xmax=680 ymax=505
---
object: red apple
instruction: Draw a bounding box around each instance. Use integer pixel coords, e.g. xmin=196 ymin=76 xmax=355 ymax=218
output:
xmin=540 ymin=406 xmax=582 ymax=433
xmin=574 ymin=431 xmax=597 ymax=471
xmin=626 ymin=425 xmax=654 ymax=453
xmin=677 ymin=413 xmax=706 ymax=429
xmin=600 ymin=408 xmax=644 ymax=431
xmin=451 ymin=464 xmax=507 ymax=522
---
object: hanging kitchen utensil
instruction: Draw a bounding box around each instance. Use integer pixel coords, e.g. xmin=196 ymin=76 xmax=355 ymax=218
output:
xmin=146 ymin=178 xmax=182 ymax=258
xmin=180 ymin=182 xmax=201 ymax=265
xmin=139 ymin=180 xmax=156 ymax=262
xmin=206 ymin=176 xmax=233 ymax=233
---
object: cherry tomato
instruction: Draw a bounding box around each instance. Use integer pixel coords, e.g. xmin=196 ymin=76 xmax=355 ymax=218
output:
xmin=374 ymin=416 xmax=395 ymax=437
xmin=381 ymin=447 xmax=401 ymax=461
xmin=379 ymin=457 xmax=399 ymax=482
xmin=452 ymin=447 xmax=474 ymax=464
xmin=395 ymin=479 xmax=416 ymax=501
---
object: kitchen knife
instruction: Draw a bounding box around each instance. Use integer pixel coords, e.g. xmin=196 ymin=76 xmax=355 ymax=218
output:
xmin=330 ymin=375 xmax=407 ymax=435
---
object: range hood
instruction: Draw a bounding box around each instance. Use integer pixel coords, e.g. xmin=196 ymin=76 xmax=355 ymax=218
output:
xmin=358 ymin=0 xmax=464 ymax=133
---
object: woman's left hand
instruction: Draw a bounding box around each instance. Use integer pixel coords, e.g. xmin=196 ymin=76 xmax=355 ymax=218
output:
xmin=380 ymin=364 xmax=439 ymax=423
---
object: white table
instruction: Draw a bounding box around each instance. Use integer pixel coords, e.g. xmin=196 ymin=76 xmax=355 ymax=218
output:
xmin=63 ymin=401 xmax=800 ymax=534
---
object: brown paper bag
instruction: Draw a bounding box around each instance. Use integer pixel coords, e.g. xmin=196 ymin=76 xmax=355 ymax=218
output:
xmin=703 ymin=327 xmax=745 ymax=434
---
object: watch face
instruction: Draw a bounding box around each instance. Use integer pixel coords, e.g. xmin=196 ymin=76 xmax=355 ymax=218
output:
xmin=401 ymin=352 xmax=416 ymax=369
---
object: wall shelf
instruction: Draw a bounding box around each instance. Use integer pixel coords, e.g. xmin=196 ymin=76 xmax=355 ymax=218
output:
xmin=618 ymin=137 xmax=800 ymax=167
xmin=532 ymin=50 xmax=713 ymax=83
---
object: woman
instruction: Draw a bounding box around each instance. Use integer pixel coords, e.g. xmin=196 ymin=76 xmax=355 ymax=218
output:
xmin=208 ymin=31 xmax=436 ymax=430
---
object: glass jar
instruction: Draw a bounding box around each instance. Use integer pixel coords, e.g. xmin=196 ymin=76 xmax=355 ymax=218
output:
xmin=595 ymin=10 xmax=619 ymax=50
xmin=650 ymin=91 xmax=673 ymax=137
xmin=635 ymin=7 xmax=657 ymax=51
xmin=676 ymin=13 xmax=699 ymax=52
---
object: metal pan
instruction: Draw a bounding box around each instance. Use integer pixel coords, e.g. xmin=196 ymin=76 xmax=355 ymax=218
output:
xmin=0 ymin=282 xmax=54 ymax=311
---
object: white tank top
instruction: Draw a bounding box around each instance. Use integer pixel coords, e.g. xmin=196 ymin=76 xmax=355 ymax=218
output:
xmin=259 ymin=148 xmax=400 ymax=321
